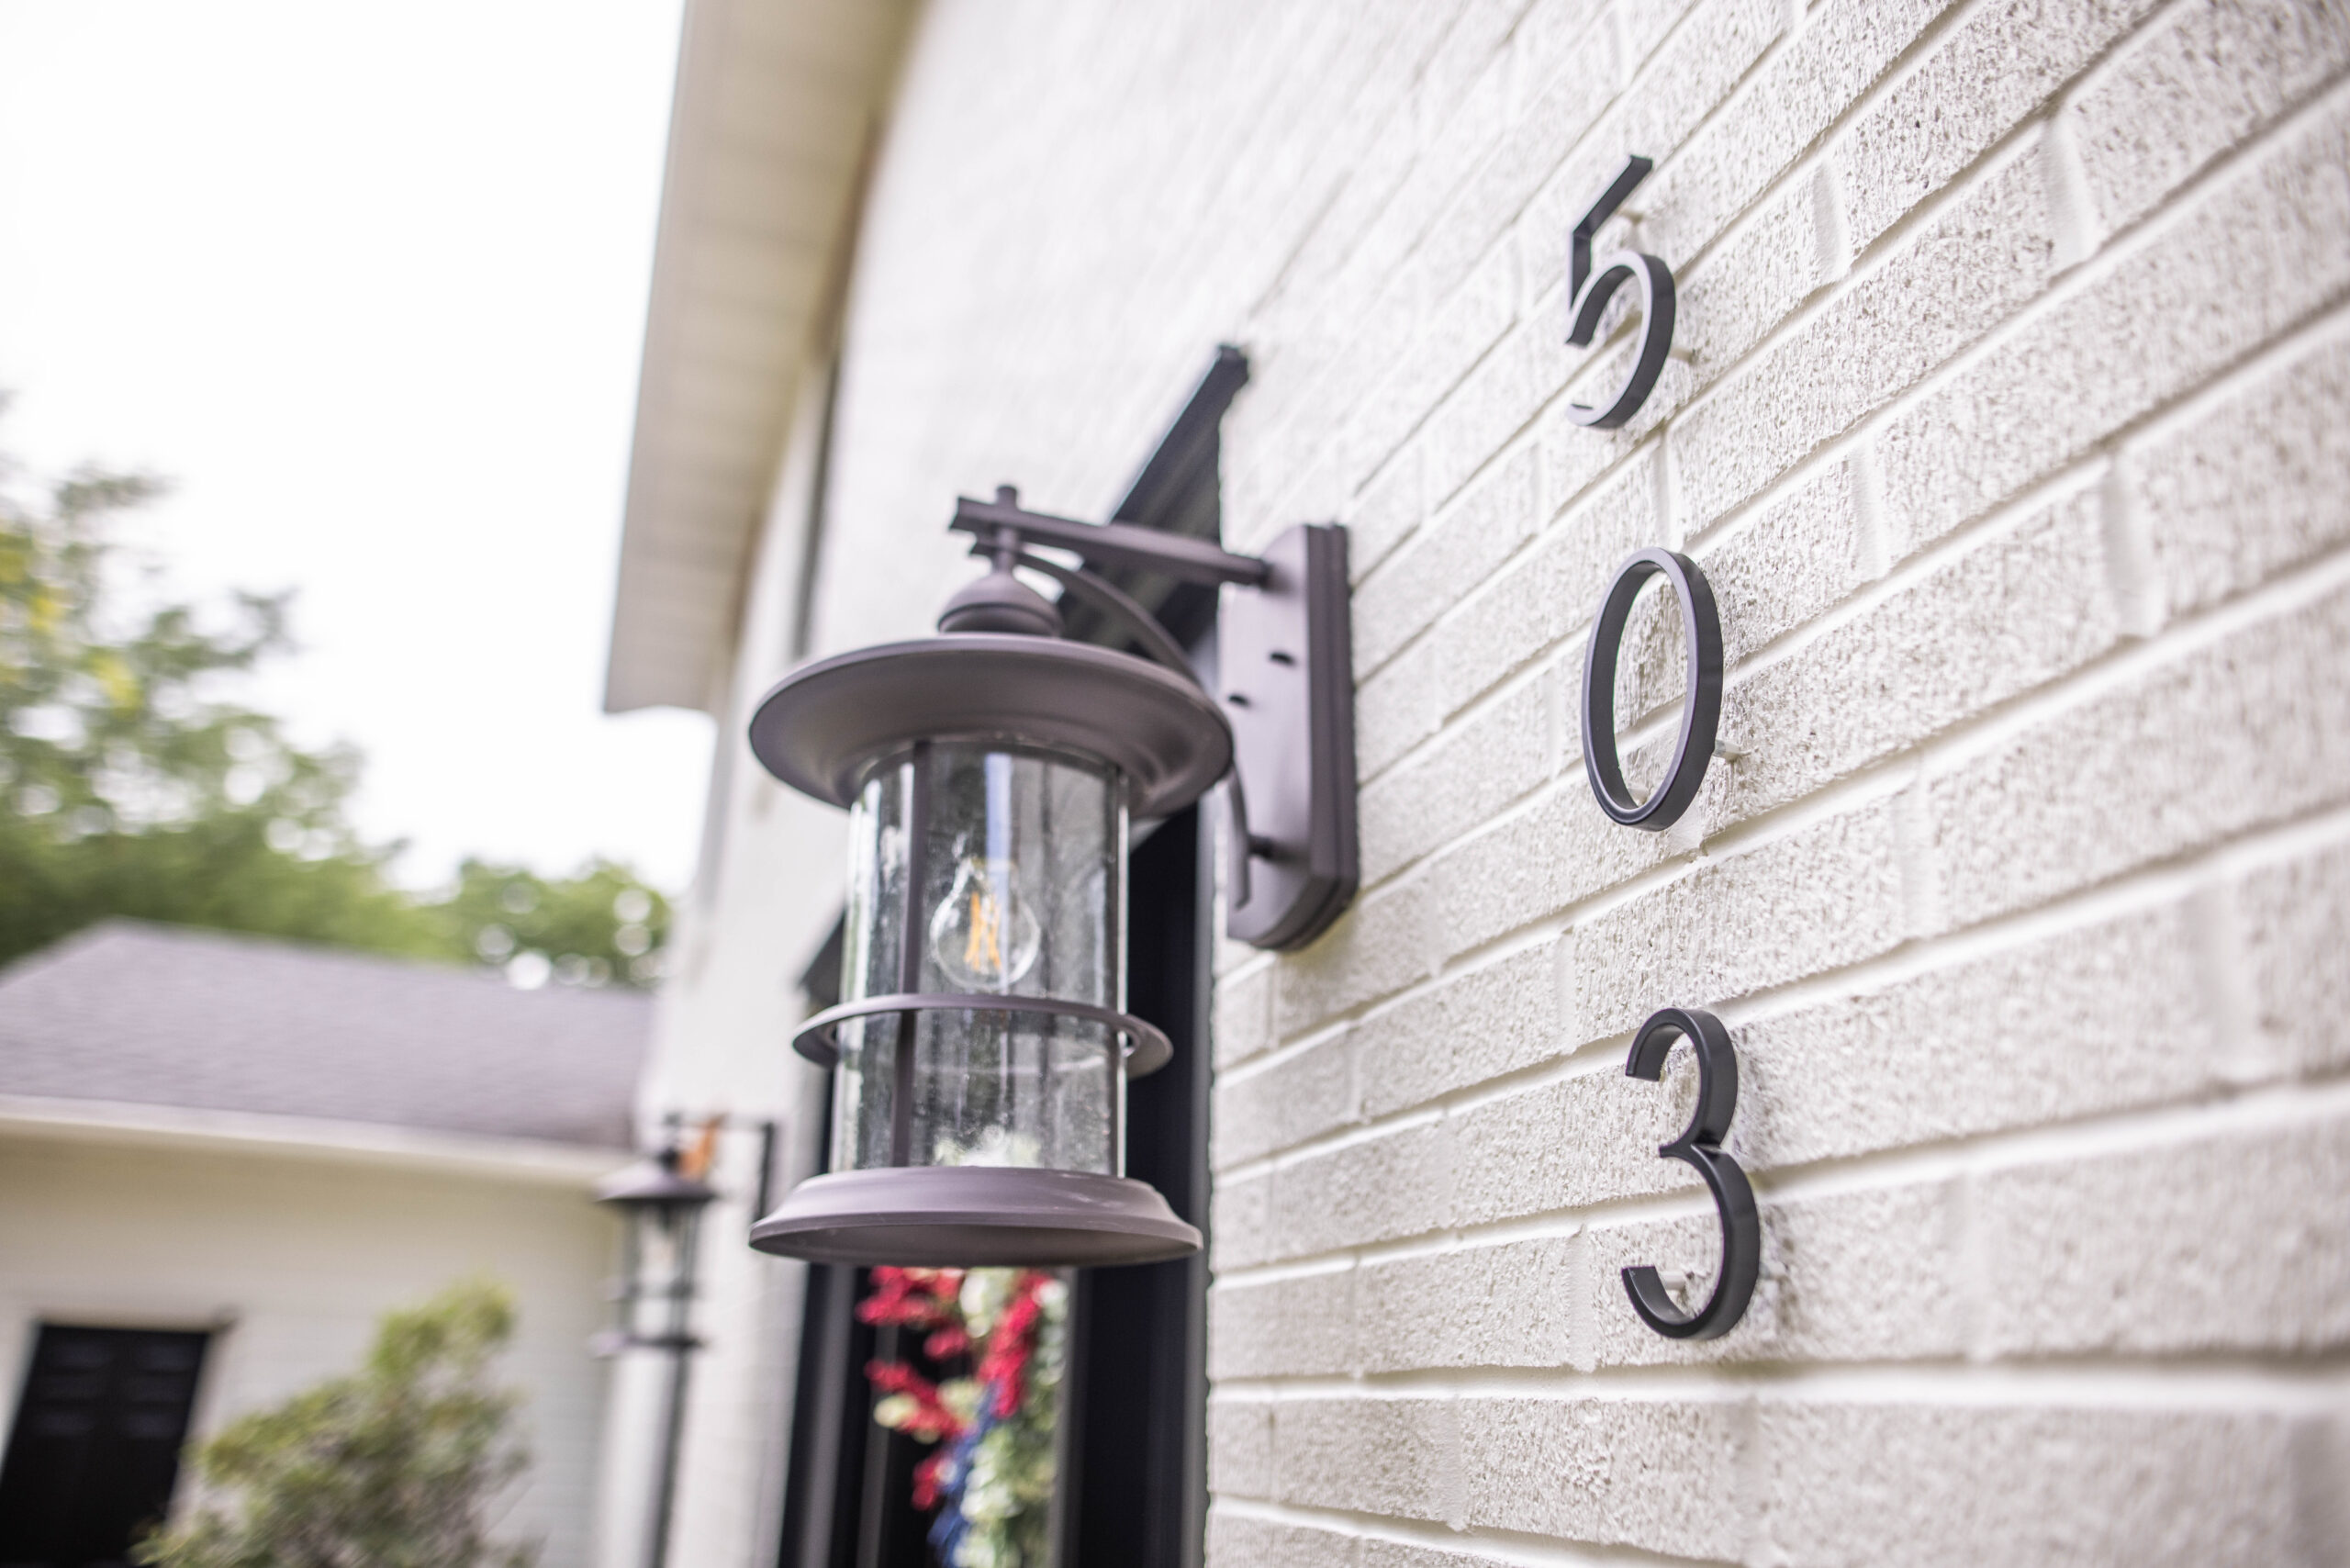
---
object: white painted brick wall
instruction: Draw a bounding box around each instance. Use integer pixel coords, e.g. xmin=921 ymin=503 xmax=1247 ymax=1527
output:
xmin=697 ymin=0 xmax=2350 ymax=1560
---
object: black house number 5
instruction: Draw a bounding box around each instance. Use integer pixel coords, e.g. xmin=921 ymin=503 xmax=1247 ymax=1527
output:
xmin=1565 ymin=154 xmax=1676 ymax=429
xmin=1621 ymin=1007 xmax=1760 ymax=1339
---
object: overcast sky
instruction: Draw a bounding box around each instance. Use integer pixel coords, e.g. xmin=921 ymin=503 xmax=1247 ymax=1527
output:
xmin=0 ymin=0 xmax=711 ymax=892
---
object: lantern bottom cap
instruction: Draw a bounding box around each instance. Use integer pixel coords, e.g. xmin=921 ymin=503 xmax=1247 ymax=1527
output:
xmin=747 ymin=1166 xmax=1202 ymax=1268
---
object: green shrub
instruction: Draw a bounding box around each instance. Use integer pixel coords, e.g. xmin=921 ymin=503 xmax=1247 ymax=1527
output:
xmin=138 ymin=1280 xmax=537 ymax=1568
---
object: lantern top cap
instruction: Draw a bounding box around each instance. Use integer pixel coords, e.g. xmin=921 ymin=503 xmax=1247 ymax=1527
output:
xmin=596 ymin=1146 xmax=718 ymax=1211
xmin=748 ymin=633 xmax=1233 ymax=816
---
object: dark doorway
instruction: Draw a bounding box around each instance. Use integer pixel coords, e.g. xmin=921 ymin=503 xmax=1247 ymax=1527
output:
xmin=0 ymin=1325 xmax=211 ymax=1568
xmin=1050 ymin=803 xmax=1211 ymax=1565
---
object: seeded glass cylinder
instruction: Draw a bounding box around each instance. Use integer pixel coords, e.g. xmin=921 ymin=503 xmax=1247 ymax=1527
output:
xmin=833 ymin=742 xmax=1127 ymax=1176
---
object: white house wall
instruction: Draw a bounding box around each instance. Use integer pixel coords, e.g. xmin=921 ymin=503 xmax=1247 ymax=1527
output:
xmin=0 ymin=1135 xmax=616 ymax=1566
xmin=625 ymin=355 xmax=855 ymax=1568
xmin=661 ymin=0 xmax=2350 ymax=1562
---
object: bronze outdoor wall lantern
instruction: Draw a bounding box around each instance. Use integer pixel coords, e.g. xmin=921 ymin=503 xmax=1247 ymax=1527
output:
xmin=746 ymin=488 xmax=1356 ymax=1269
xmin=594 ymin=1140 xmax=719 ymax=1355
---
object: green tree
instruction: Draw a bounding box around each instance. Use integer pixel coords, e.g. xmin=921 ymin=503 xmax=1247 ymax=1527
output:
xmin=137 ymin=1280 xmax=537 ymax=1568
xmin=0 ymin=422 xmax=431 ymax=965
xmin=441 ymin=857 xmax=673 ymax=990
xmin=0 ymin=412 xmax=670 ymax=985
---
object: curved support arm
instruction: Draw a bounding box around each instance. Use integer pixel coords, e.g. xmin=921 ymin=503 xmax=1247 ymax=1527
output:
xmin=1011 ymin=550 xmax=1200 ymax=684
xmin=953 ymin=490 xmax=1268 ymax=587
xmin=936 ymin=488 xmax=1360 ymax=952
xmin=1009 ymin=549 xmax=1288 ymax=916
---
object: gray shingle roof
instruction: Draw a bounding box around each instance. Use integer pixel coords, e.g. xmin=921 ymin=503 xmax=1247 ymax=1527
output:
xmin=0 ymin=922 xmax=651 ymax=1149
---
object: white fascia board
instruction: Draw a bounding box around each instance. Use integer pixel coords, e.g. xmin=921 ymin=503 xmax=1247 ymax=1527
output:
xmin=603 ymin=0 xmax=913 ymax=715
xmin=0 ymin=1094 xmax=628 ymax=1189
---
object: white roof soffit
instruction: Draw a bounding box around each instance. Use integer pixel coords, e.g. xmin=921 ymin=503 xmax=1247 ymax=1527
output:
xmin=605 ymin=0 xmax=910 ymax=715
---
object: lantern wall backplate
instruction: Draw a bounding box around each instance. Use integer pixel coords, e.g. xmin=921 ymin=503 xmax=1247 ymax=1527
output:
xmin=1219 ymin=523 xmax=1358 ymax=947
xmin=945 ymin=492 xmax=1359 ymax=951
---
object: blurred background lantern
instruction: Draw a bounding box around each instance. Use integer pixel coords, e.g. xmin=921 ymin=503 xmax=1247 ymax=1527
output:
xmin=594 ymin=1125 xmax=718 ymax=1568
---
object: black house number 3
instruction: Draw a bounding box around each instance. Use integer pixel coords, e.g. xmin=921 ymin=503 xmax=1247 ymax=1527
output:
xmin=1565 ymin=154 xmax=1675 ymax=429
xmin=1621 ymin=1007 xmax=1760 ymax=1339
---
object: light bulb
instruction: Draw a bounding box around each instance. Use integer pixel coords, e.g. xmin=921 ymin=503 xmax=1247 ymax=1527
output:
xmin=928 ymin=856 xmax=1042 ymax=991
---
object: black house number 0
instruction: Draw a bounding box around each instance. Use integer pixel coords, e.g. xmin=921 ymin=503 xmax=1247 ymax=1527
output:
xmin=1622 ymin=1007 xmax=1760 ymax=1338
xmin=1565 ymin=154 xmax=1676 ymax=429
xmin=1581 ymin=546 xmax=1722 ymax=832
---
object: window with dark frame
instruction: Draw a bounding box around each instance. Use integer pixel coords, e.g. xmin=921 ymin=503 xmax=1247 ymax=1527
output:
xmin=0 ymin=1323 xmax=212 ymax=1566
xmin=774 ymin=349 xmax=1248 ymax=1568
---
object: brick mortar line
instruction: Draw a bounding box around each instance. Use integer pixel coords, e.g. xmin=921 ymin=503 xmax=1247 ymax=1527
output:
xmin=2036 ymin=0 xmax=2350 ymax=265
xmin=1248 ymin=0 xmax=1796 ymax=543
xmin=1210 ymin=1495 xmax=1714 ymax=1568
xmin=1852 ymin=522 xmax=2350 ymax=788
xmin=1493 ymin=0 xmax=1945 ymax=383
xmin=1346 ymin=417 xmax=1551 ymax=660
xmin=2087 ymin=280 xmax=2350 ymax=476
xmin=1327 ymin=0 xmax=2024 ymax=542
xmin=1207 ymin=1357 xmax=2350 ymax=1409
xmin=1220 ymin=946 xmax=1279 ymax=988
xmin=1344 ymin=79 xmax=2091 ymax=713
xmin=1206 ymin=1065 xmax=2350 ymax=1292
xmin=1218 ymin=6 xmax=1443 ymax=324
xmin=1345 ymin=268 xmax=2350 ymax=910
xmin=1270 ymin=731 xmax=1876 ymax=1045
xmin=1650 ymin=458 xmax=2113 ymax=727
xmin=1384 ymin=16 xmax=2350 ymax=585
xmin=1362 ymin=664 xmax=1571 ymax=846
xmin=1319 ymin=514 xmax=2350 ymax=1040
xmin=1242 ymin=6 xmax=1552 ymax=477
xmin=1658 ymin=60 xmax=2350 ymax=546
xmin=1209 ymin=783 xmax=2350 ymax=1202
xmin=1208 ymin=0 xmax=2350 ymax=1255
xmin=1363 ymin=293 xmax=1531 ymax=545
xmin=1233 ymin=0 xmax=1434 ymax=328
xmin=1214 ymin=916 xmax=1564 ymax=1093
xmin=1211 ymin=1058 xmax=2350 ymax=1289
xmin=1670 ymin=197 xmax=2350 ymax=581
xmin=1718 ymin=791 xmax=2350 ymax=1027
xmin=1214 ymin=823 xmax=2350 ymax=1231
xmin=1261 ymin=0 xmax=1814 ymax=490
xmin=1208 ymin=1059 xmax=2350 ymax=1287
xmin=1813 ymin=0 xmax=2153 ymax=273
xmin=1345 ymin=421 xmax=1614 ymax=702
xmin=1214 ymin=1008 xmax=1355 ymax=1086
xmin=1349 ymin=427 xmax=2113 ymax=832
xmin=1551 ymin=0 xmax=1988 ymax=351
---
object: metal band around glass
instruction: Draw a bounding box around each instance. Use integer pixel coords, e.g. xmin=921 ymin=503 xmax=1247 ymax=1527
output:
xmin=789 ymin=992 xmax=1174 ymax=1080
xmin=1580 ymin=547 xmax=1722 ymax=831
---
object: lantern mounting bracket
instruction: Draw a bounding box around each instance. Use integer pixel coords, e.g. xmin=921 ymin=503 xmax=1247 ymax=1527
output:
xmin=950 ymin=489 xmax=1270 ymax=588
xmin=945 ymin=488 xmax=1359 ymax=951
